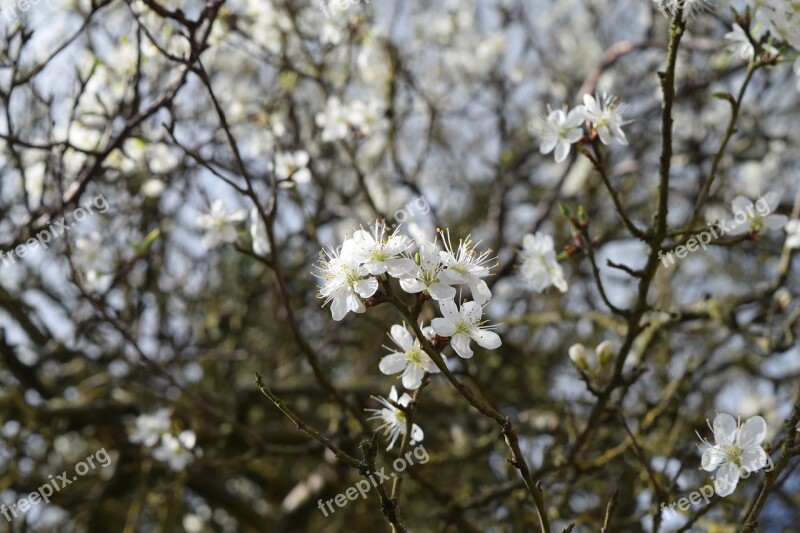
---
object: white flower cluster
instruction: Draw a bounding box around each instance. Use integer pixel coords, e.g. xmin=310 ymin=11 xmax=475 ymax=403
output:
xmin=128 ymin=408 xmax=200 ymax=472
xmin=535 ymin=94 xmax=629 ymax=163
xmin=314 ymin=224 xmax=500 ymax=448
xmin=315 ymin=223 xmax=571 ymax=449
xmin=723 ymin=2 xmax=800 ymax=91
xmin=755 ymin=0 xmax=800 ymax=50
xmin=755 ymin=0 xmax=800 ymax=91
xmin=315 ymin=96 xmax=384 ymax=142
xmin=314 ymin=225 xmax=496 ymax=323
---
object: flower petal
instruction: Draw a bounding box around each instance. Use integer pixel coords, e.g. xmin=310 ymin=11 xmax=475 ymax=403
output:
xmin=764 ymin=214 xmax=788 ymax=230
xmin=390 ymin=324 xmax=415 ymax=352
xmin=438 ymin=299 xmax=460 ymax=321
xmin=731 ymin=196 xmax=752 ymax=215
xmin=468 ymin=278 xmax=492 ymax=304
xmin=737 ymin=416 xmax=767 ymax=448
xmin=439 ymin=269 xmax=467 ymax=285
xmin=331 ymin=294 xmax=349 ymax=321
xmin=386 ymin=258 xmax=417 ymax=277
xmin=713 ymin=413 xmax=738 ymax=446
xmin=461 ymin=301 xmax=483 ymax=324
xmin=379 ymin=352 xmax=407 ymax=375
xmin=410 ymin=423 xmax=424 ymax=444
xmin=354 ymin=278 xmax=378 ymax=298
xmin=431 ymin=317 xmax=456 ymax=337
xmin=701 ymin=446 xmax=725 ymax=472
xmin=471 ymin=329 xmax=501 ymax=350
xmin=740 ymin=446 xmax=767 ymax=473
xmin=714 ymin=462 xmax=740 ymax=497
xmin=554 ymin=140 xmax=570 ymax=163
xmin=428 ymin=282 xmax=457 ymax=301
xmin=399 ymin=277 xmax=426 ymax=293
xmin=402 ymin=364 xmax=425 ymax=390
xmin=450 ymin=333 xmax=474 ymax=358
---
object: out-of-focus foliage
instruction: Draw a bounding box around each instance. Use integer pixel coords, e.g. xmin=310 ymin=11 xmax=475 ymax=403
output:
xmin=1 ymin=0 xmax=799 ymax=531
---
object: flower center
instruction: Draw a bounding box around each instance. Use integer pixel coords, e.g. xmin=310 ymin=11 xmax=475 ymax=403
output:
xmin=344 ymin=267 xmax=362 ymax=286
xmin=454 ymin=320 xmax=471 ymax=335
xmin=370 ymin=249 xmax=388 ymax=261
xmin=405 ymin=347 xmax=423 ymax=365
xmin=394 ymin=409 xmax=406 ymax=424
xmin=421 ymin=270 xmax=436 ymax=284
xmin=451 ymin=263 xmax=469 ymax=275
xmin=724 ymin=444 xmax=744 ymax=465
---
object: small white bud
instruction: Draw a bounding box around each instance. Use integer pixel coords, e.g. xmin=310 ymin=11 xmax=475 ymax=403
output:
xmin=596 ymin=340 xmax=614 ymax=366
xmin=569 ymin=343 xmax=588 ymax=371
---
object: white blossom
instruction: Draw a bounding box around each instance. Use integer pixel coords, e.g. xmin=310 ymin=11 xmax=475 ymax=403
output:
xmin=316 ymin=97 xmax=350 ymax=142
xmin=346 ymin=99 xmax=384 ymax=136
xmin=725 ymin=24 xmax=755 ymax=62
xmin=152 ymin=430 xmax=197 ymax=472
xmin=196 ymin=199 xmax=248 ymax=249
xmin=755 ymin=0 xmax=800 ymax=49
xmin=379 ymin=324 xmax=440 ymax=390
xmin=342 ymin=223 xmax=417 ymax=277
xmin=399 ymin=241 xmax=457 ymax=301
xmin=728 ymin=192 xmax=787 ymax=236
xmin=366 ymin=386 xmax=424 ymax=450
xmin=438 ymin=231 xmax=496 ymax=304
xmin=698 ymin=413 xmax=768 ymax=497
xmin=129 ymin=408 xmax=171 ymax=447
xmin=315 ymin=245 xmax=379 ymax=321
xmin=518 ymin=232 xmax=568 ymax=293
xmin=431 ymin=300 xmax=501 ymax=359
xmin=568 ymin=343 xmax=588 ymax=370
xmin=536 ymin=106 xmax=585 ymax=163
xmin=320 ymin=21 xmax=342 ymax=45
xmin=275 ymin=150 xmax=312 ymax=188
xmin=581 ymin=93 xmax=629 ymax=146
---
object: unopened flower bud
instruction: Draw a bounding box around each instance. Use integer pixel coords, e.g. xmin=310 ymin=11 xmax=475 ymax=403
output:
xmin=596 ymin=340 xmax=614 ymax=366
xmin=569 ymin=343 xmax=588 ymax=371
xmin=578 ymin=205 xmax=588 ymax=225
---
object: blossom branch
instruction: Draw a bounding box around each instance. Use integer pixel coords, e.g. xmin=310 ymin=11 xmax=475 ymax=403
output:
xmin=383 ymin=285 xmax=552 ymax=533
